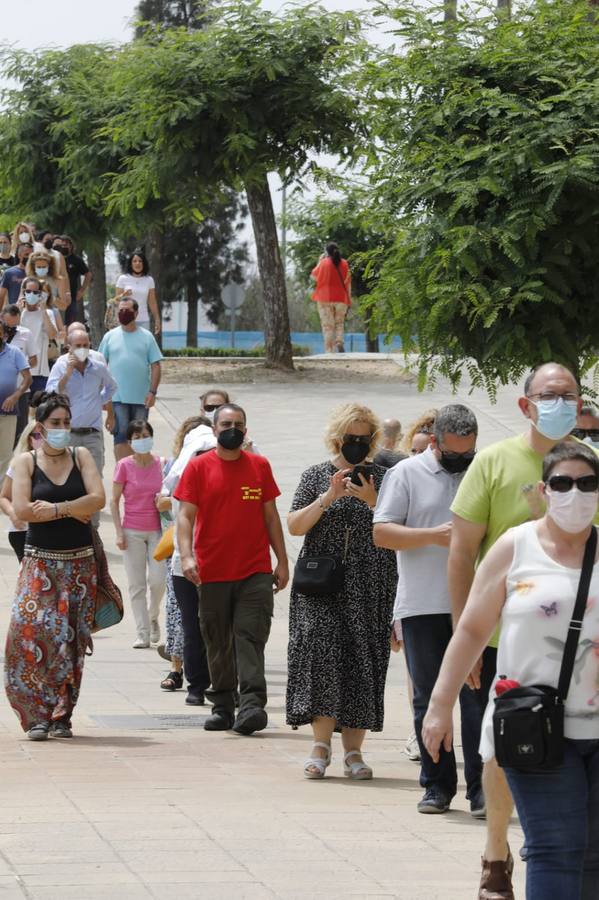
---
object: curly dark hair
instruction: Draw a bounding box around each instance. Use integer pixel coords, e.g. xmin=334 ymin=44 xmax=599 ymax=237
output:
xmin=31 ymin=391 xmax=71 ymax=423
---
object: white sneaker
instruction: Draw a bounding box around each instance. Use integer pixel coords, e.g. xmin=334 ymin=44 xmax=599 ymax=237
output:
xmin=133 ymin=638 xmax=150 ymax=649
xmin=150 ymin=620 xmax=160 ymax=643
xmin=404 ymin=731 xmax=421 ymax=762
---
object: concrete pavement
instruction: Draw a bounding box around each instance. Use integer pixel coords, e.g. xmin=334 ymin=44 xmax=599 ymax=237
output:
xmin=0 ymin=373 xmax=528 ymax=899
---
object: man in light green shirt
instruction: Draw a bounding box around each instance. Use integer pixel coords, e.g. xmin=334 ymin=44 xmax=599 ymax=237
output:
xmin=449 ymin=361 xmax=590 ymax=900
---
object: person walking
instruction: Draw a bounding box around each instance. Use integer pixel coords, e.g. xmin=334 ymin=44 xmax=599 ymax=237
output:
xmin=115 ymin=249 xmax=161 ymax=335
xmin=0 ymin=241 xmax=33 ymax=307
xmin=424 ymin=440 xmax=599 ymax=900
xmin=176 ymin=403 xmax=289 ymax=735
xmin=52 ymin=236 xmax=91 ymax=327
xmin=0 ymin=319 xmax=32 ymax=482
xmin=98 ymin=297 xmax=162 ymax=461
xmin=20 ymin=277 xmax=58 ymax=397
xmin=1 ymin=305 xmax=37 ymax=445
xmin=0 ymin=423 xmax=43 ymax=561
xmin=449 ymin=361 xmax=591 ymax=900
xmin=374 ymin=404 xmax=484 ymax=814
xmin=374 ymin=417 xmax=407 ymax=469
xmin=111 ymin=418 xmax=165 ymax=648
xmin=0 ymin=232 xmax=15 ymax=276
xmin=286 ymin=402 xmax=397 ymax=779
xmin=4 ymin=391 xmax=105 ymax=740
xmin=46 ymin=328 xmax=116 ymax=482
xmin=311 ymin=242 xmax=351 ymax=353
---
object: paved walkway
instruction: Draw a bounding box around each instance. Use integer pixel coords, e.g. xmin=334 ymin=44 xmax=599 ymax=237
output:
xmin=0 ymin=374 xmax=527 ymax=900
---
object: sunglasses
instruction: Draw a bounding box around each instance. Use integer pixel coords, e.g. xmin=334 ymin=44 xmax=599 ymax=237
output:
xmin=546 ymin=474 xmax=599 ymax=493
xmin=342 ymin=434 xmax=372 ymax=445
xmin=571 ymin=428 xmax=599 ymax=442
xmin=203 ymin=403 xmax=220 ymax=412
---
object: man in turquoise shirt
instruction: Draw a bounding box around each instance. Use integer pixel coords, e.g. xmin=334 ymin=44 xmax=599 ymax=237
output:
xmin=98 ymin=298 xmax=162 ymax=461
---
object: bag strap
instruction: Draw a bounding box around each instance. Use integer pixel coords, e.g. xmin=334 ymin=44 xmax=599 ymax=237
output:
xmin=557 ymin=525 xmax=597 ymax=699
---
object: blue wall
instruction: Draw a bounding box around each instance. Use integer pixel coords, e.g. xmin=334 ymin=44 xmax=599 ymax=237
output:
xmin=162 ymin=331 xmax=402 ymax=354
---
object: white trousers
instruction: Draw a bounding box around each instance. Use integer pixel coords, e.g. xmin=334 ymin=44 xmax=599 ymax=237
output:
xmin=122 ymin=529 xmax=165 ymax=641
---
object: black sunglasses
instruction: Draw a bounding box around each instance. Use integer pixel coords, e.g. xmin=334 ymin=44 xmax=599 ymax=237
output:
xmin=439 ymin=450 xmax=476 ymax=461
xmin=203 ymin=403 xmax=220 ymax=412
xmin=546 ymin=474 xmax=599 ymax=494
xmin=571 ymin=428 xmax=599 ymax=442
xmin=342 ymin=433 xmax=372 ymax=445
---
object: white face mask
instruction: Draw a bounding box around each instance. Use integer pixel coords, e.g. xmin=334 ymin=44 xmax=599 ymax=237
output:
xmin=73 ymin=347 xmax=89 ymax=362
xmin=546 ymin=488 xmax=599 ymax=533
xmin=19 ymin=232 xmax=31 ymax=243
xmin=203 ymin=408 xmax=215 ymax=423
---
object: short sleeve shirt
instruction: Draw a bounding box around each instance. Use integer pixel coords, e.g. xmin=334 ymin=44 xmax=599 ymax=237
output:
xmin=116 ymin=274 xmax=155 ymax=322
xmin=174 ymin=449 xmax=280 ymax=583
xmin=0 ymin=344 xmax=29 ymax=413
xmin=0 ymin=265 xmax=26 ymax=305
xmin=373 ymin=447 xmax=466 ymax=619
xmin=98 ymin=326 xmax=162 ymax=404
xmin=113 ymin=456 xmax=162 ymax=531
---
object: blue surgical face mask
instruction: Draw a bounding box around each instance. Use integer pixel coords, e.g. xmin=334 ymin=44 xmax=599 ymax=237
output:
xmin=44 ymin=428 xmax=71 ymax=450
xmin=34 ymin=266 xmax=49 ymax=277
xmin=131 ymin=436 xmax=153 ymax=454
xmin=24 ymin=292 xmax=39 ymax=306
xmin=530 ymin=397 xmax=578 ymax=441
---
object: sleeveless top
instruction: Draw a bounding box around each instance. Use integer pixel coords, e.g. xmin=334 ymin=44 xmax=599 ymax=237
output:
xmin=26 ymin=449 xmax=92 ymax=551
xmin=479 ymin=519 xmax=599 ymax=761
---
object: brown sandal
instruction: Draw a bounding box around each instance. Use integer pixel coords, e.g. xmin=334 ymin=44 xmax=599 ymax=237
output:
xmin=160 ymin=671 xmax=183 ymax=691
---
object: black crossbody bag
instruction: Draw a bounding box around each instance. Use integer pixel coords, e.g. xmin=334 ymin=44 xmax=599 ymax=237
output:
xmin=493 ymin=525 xmax=597 ymax=771
xmin=292 ymin=524 xmax=351 ymax=597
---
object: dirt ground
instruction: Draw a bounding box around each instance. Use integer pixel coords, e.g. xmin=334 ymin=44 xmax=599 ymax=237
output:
xmin=161 ymin=356 xmax=415 ymax=384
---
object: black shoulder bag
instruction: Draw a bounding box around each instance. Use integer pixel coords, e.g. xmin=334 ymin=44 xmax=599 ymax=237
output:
xmin=292 ymin=515 xmax=350 ymax=598
xmin=493 ymin=525 xmax=597 ymax=770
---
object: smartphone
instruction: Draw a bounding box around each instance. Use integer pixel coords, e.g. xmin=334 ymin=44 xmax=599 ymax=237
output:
xmin=350 ymin=464 xmax=374 ymax=486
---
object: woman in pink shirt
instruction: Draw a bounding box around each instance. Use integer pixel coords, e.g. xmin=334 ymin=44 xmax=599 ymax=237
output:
xmin=111 ymin=419 xmax=165 ymax=648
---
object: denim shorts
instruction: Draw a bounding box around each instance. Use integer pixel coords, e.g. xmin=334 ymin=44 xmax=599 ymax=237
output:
xmin=112 ymin=402 xmax=148 ymax=445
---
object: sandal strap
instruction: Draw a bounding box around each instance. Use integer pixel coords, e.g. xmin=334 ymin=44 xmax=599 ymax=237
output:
xmin=344 ymin=750 xmax=363 ymax=763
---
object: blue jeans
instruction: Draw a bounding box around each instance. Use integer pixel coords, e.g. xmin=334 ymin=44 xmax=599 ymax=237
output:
xmin=112 ymin=402 xmax=148 ymax=445
xmin=505 ymin=739 xmax=599 ymax=900
xmin=402 ymin=613 xmax=483 ymax=799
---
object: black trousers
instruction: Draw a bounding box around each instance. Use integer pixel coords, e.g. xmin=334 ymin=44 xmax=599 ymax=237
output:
xmin=172 ymin=574 xmax=210 ymax=698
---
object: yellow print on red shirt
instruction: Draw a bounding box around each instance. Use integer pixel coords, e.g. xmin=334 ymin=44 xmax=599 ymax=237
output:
xmin=241 ymin=485 xmax=262 ymax=501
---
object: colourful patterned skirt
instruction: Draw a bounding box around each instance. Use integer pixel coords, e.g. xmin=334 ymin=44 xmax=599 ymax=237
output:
xmin=3 ymin=545 xmax=97 ymax=733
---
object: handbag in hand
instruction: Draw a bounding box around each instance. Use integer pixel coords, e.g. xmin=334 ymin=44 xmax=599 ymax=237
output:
xmin=293 ymin=526 xmax=350 ymax=597
xmin=493 ymin=525 xmax=597 ymax=770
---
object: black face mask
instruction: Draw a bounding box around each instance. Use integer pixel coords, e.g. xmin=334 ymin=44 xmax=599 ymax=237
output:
xmin=4 ymin=325 xmax=17 ymax=343
xmin=43 ymin=239 xmax=53 ymax=250
xmin=439 ymin=451 xmax=475 ymax=474
xmin=217 ymin=427 xmax=245 ymax=450
xmin=342 ymin=440 xmax=370 ymax=465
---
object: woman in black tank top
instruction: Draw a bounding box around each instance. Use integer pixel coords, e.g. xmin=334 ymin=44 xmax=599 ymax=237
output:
xmin=3 ymin=392 xmax=105 ymax=741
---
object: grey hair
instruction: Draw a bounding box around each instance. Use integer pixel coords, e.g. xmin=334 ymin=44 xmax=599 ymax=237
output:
xmin=433 ymin=404 xmax=478 ymax=442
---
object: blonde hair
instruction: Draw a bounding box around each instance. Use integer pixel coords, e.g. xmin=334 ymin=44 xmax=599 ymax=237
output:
xmin=10 ymin=221 xmax=35 ymax=256
xmin=8 ymin=421 xmax=38 ymax=471
xmin=26 ymin=251 xmax=59 ymax=281
xmin=324 ymin=403 xmax=381 ymax=456
xmin=400 ymin=409 xmax=438 ymax=454
xmin=172 ymin=415 xmax=210 ymax=458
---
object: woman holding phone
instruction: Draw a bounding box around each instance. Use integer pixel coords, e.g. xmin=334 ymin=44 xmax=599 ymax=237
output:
xmin=286 ymin=403 xmax=397 ymax=780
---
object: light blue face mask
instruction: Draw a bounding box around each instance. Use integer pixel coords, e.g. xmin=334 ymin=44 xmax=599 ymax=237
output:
xmin=45 ymin=428 xmax=71 ymax=450
xmin=531 ymin=398 xmax=578 ymax=441
xmin=131 ymin=436 xmax=153 ymax=454
xmin=34 ymin=266 xmax=48 ymax=277
xmin=24 ymin=292 xmax=39 ymax=306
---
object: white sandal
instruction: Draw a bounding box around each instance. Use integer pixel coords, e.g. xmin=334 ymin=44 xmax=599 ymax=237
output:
xmin=343 ymin=750 xmax=373 ymax=780
xmin=303 ymin=741 xmax=332 ymax=779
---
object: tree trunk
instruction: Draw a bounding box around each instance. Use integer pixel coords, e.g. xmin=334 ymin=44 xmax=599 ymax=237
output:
xmin=186 ymin=275 xmax=199 ymax=347
xmin=444 ymin=0 xmax=457 ymax=22
xmin=244 ymin=175 xmax=294 ymax=370
xmin=496 ymin=0 xmax=511 ymax=16
xmin=86 ymin=240 xmax=107 ymax=349
xmin=146 ymin=226 xmax=164 ymax=349
xmin=364 ymin=305 xmax=379 ymax=353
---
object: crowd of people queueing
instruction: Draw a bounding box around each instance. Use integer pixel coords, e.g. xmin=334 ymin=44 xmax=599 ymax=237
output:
xmin=1 ymin=252 xmax=598 ymax=900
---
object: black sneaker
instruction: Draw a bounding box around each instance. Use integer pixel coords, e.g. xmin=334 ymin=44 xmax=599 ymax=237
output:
xmin=469 ymin=788 xmax=486 ymax=819
xmin=185 ymin=693 xmax=205 ymax=706
xmin=232 ymin=707 xmax=268 ymax=736
xmin=50 ymin=720 xmax=73 ymax=739
xmin=203 ymin=709 xmax=234 ymax=731
xmin=417 ymin=788 xmax=451 ymax=814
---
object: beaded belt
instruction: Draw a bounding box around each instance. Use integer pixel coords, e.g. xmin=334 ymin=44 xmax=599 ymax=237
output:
xmin=24 ymin=545 xmax=94 ymax=561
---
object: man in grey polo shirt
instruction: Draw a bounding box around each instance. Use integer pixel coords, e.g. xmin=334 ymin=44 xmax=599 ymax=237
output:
xmin=373 ymin=404 xmax=484 ymax=816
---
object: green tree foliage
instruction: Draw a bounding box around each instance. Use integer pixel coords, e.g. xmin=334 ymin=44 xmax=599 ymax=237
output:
xmin=98 ymin=0 xmax=365 ymax=369
xmin=364 ymin=0 xmax=599 ymax=393
xmin=135 ymin=0 xmax=208 ymax=32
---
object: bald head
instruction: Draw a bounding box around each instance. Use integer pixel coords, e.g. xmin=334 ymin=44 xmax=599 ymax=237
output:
xmin=381 ymin=417 xmax=402 ymax=450
xmin=66 ymin=321 xmax=87 ymax=337
xmin=524 ymin=362 xmax=578 ymax=397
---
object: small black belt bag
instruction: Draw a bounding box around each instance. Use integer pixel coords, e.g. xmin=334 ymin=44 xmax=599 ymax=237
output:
xmin=292 ymin=526 xmax=350 ymax=597
xmin=493 ymin=526 xmax=596 ymax=771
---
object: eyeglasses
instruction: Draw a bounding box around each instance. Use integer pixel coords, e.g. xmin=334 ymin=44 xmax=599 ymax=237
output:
xmin=571 ymin=428 xmax=599 ymax=442
xmin=342 ymin=434 xmax=372 ymax=446
xmin=546 ymin=474 xmax=599 ymax=493
xmin=527 ymin=392 xmax=579 ymax=405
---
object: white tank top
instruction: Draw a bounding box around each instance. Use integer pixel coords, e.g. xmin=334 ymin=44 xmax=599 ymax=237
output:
xmin=479 ymin=519 xmax=599 ymax=761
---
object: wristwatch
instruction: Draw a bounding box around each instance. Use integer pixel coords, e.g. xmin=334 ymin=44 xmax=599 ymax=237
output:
xmin=149 ymin=389 xmax=157 ymax=395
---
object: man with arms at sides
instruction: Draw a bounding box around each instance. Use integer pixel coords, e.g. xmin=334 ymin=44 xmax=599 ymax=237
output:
xmin=176 ymin=403 xmax=289 ymax=736
xmin=0 ymin=318 xmax=31 ymax=481
xmin=449 ymin=361 xmax=594 ymax=900
xmin=1 ymin=305 xmax=37 ymax=445
xmin=98 ymin=298 xmax=162 ymax=462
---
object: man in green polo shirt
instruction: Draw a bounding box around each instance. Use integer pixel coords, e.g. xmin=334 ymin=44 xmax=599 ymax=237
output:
xmin=450 ymin=361 xmax=594 ymax=900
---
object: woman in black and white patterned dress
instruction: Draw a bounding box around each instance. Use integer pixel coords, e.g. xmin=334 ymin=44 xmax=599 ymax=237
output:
xmin=287 ymin=403 xmax=397 ymax=780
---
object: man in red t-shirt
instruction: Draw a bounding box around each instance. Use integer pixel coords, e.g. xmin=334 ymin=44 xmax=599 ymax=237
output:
xmin=175 ymin=402 xmax=289 ymax=734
